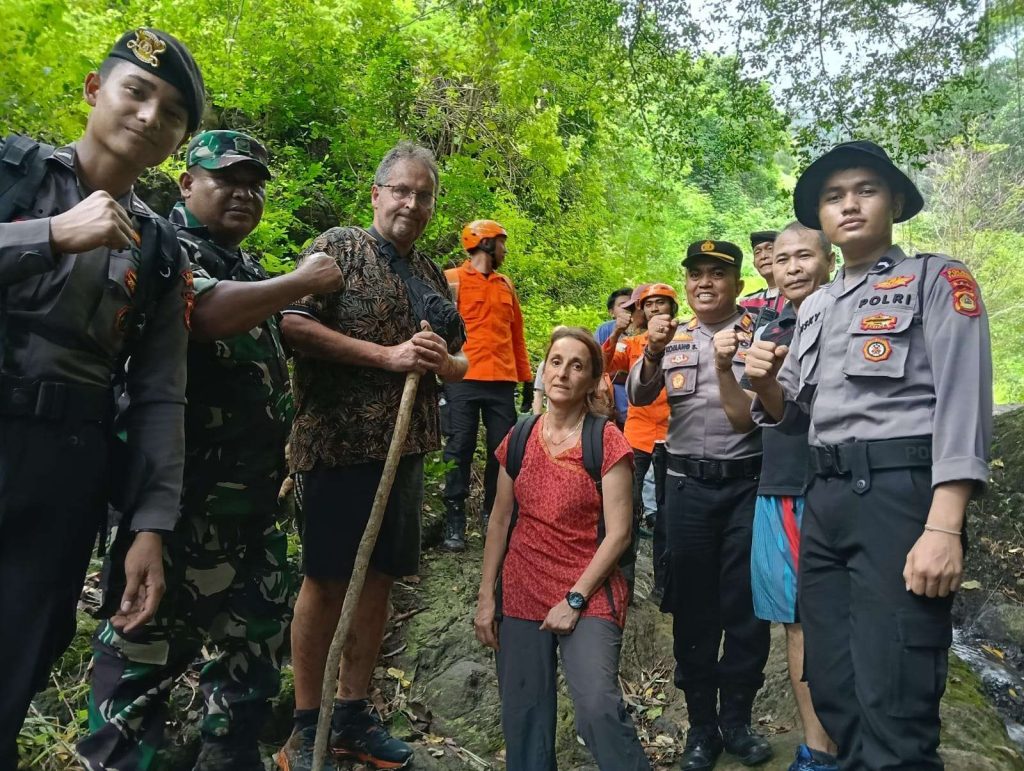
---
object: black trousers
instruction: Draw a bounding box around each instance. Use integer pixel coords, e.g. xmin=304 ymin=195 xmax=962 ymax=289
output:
xmin=0 ymin=416 xmax=108 ymax=769
xmin=621 ymin=448 xmax=652 ymax=593
xmin=651 ymin=443 xmax=668 ymax=592
xmin=800 ymin=468 xmax=953 ymax=770
xmin=663 ymin=473 xmax=770 ymax=727
xmin=442 ymin=381 xmax=517 ymax=516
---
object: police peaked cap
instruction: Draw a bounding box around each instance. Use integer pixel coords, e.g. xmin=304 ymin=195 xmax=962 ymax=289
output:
xmin=107 ymin=28 xmax=205 ymax=134
xmin=793 ymin=140 xmax=924 ymax=229
xmin=750 ymin=230 xmax=778 ymax=248
xmin=682 ymin=240 xmax=744 ymax=272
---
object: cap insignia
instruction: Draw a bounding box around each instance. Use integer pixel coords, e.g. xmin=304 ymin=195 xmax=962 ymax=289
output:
xmin=128 ymin=29 xmax=166 ymax=68
xmin=701 ymin=241 xmax=715 ymax=252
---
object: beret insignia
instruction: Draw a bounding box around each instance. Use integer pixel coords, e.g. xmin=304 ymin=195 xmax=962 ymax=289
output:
xmin=127 ymin=28 xmax=166 ymax=68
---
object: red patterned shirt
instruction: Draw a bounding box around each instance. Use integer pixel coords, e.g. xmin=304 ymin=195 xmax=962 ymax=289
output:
xmin=495 ymin=420 xmax=633 ymax=628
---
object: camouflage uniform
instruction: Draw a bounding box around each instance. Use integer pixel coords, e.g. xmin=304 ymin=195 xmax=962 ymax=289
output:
xmin=79 ymin=132 xmax=295 ymax=770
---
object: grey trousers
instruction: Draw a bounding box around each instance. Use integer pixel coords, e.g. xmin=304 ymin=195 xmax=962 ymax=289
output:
xmin=496 ymin=616 xmax=651 ymax=771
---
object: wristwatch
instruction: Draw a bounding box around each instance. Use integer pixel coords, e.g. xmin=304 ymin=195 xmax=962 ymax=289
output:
xmin=565 ymin=591 xmax=587 ymax=611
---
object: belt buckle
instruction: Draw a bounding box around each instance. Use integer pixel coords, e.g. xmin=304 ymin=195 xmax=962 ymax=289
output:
xmin=819 ymin=445 xmax=838 ymax=476
xmin=35 ymin=381 xmax=66 ymax=420
xmin=705 ymin=459 xmax=722 ymax=481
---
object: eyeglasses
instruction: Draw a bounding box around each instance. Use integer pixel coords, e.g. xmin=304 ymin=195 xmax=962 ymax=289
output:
xmin=378 ymin=184 xmax=436 ymax=208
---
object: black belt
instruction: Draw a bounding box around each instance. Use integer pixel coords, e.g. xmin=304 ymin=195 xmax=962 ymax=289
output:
xmin=0 ymin=375 xmax=111 ymax=421
xmin=809 ymin=437 xmax=931 ymax=479
xmin=667 ymin=453 xmax=762 ymax=481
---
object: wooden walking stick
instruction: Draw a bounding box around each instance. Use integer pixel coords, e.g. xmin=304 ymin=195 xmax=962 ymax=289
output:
xmin=311 ymin=370 xmax=422 ymax=771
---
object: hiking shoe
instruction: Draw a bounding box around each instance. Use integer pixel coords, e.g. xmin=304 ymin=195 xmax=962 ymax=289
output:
xmin=330 ymin=705 xmax=413 ymax=769
xmin=722 ymin=724 xmax=773 ymax=765
xmin=274 ymin=727 xmax=338 ymax=771
xmin=193 ymin=735 xmax=265 ymax=770
xmin=788 ymin=744 xmax=839 ymax=771
xmin=679 ymin=724 xmax=723 ymax=770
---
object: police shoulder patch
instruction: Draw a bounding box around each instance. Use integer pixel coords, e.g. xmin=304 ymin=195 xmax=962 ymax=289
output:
xmin=940 ymin=265 xmax=980 ymax=317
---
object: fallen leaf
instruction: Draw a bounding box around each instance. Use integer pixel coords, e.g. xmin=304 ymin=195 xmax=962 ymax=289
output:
xmin=981 ymin=644 xmax=1005 ymax=661
xmin=960 ymin=580 xmax=982 ymax=590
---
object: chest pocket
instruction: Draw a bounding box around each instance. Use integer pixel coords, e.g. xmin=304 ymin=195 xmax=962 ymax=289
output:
xmin=842 ymin=310 xmax=914 ymax=379
xmin=795 ymin=320 xmax=823 ymax=382
xmin=663 ymin=343 xmax=698 ymax=398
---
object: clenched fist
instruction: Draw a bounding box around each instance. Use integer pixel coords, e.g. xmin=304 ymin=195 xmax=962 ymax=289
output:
xmin=294 ymin=250 xmax=343 ymax=295
xmin=645 ymin=314 xmax=678 ymax=355
xmin=743 ymin=340 xmax=789 ymax=389
xmin=713 ymin=329 xmax=739 ymax=372
xmin=49 ymin=191 xmax=138 ymax=253
xmin=613 ymin=306 xmax=632 ymax=332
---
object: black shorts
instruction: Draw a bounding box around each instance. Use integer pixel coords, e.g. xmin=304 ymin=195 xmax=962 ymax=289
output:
xmin=298 ymin=454 xmax=424 ymax=580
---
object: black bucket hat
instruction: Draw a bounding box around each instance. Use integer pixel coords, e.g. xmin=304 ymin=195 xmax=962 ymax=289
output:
xmin=793 ymin=140 xmax=924 ymax=229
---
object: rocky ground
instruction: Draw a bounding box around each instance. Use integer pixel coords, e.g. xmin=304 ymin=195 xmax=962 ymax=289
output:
xmin=20 ymin=412 xmax=1024 ymax=770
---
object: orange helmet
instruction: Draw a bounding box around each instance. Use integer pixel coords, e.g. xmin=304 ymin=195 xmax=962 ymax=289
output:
xmin=638 ymin=283 xmax=678 ymax=305
xmin=461 ymin=219 xmax=507 ymax=252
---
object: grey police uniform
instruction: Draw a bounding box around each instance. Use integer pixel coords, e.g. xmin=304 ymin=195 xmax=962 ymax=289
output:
xmin=0 ymin=143 xmax=190 ymax=764
xmin=629 ymin=309 xmax=771 ymax=731
xmin=752 ymin=246 xmax=992 ymax=770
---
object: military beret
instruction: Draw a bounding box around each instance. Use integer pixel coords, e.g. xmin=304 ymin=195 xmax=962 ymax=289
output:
xmin=793 ymin=140 xmax=924 ymax=229
xmin=683 ymin=240 xmax=744 ymax=271
xmin=750 ymin=230 xmax=779 ymax=248
xmin=107 ymin=28 xmax=205 ymax=134
xmin=186 ymin=130 xmax=271 ymax=180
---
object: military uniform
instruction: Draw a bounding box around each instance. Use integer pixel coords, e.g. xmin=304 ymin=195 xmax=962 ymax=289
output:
xmin=752 ymin=141 xmax=993 ymax=770
xmin=628 ymin=271 xmax=770 ymax=736
xmin=79 ymin=133 xmax=294 ymax=769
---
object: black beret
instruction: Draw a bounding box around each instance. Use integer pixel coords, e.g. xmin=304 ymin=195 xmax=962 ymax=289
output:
xmin=107 ymin=28 xmax=205 ymax=134
xmin=750 ymin=230 xmax=779 ymax=248
xmin=793 ymin=140 xmax=924 ymax=229
xmin=682 ymin=239 xmax=743 ymax=272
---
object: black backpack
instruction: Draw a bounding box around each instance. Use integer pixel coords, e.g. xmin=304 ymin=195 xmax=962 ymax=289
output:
xmin=496 ymin=412 xmax=635 ymax=617
xmin=503 ymin=412 xmax=636 ymax=565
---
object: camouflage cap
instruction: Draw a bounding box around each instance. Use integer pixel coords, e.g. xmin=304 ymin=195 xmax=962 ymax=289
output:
xmin=186 ymin=130 xmax=271 ymax=180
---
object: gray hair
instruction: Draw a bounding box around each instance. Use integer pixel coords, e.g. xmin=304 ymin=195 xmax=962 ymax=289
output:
xmin=374 ymin=141 xmax=439 ymax=192
xmin=778 ymin=220 xmax=833 ymax=258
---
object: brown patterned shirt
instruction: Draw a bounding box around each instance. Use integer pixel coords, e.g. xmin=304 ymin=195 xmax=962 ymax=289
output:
xmin=283 ymin=226 xmax=456 ymax=471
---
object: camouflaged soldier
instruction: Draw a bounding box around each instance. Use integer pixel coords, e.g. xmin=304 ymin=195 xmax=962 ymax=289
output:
xmin=0 ymin=28 xmax=203 ymax=769
xmin=79 ymin=131 xmax=342 ymax=771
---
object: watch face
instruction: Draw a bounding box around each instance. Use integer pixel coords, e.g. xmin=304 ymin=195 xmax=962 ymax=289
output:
xmin=567 ymin=591 xmax=585 ymax=610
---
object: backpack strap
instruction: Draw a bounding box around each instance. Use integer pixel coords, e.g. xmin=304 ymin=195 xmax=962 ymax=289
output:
xmin=122 ymin=217 xmax=180 ymax=348
xmin=505 ymin=413 xmax=540 ymax=482
xmin=0 ymin=134 xmax=55 ymax=223
xmin=582 ymin=413 xmax=608 ymax=540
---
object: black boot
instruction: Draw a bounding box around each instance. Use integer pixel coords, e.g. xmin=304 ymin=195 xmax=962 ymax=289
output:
xmin=721 ymin=724 xmax=772 ymax=765
xmin=441 ymin=503 xmax=466 ymax=552
xmin=719 ymin=688 xmax=771 ymax=764
xmin=679 ymin=724 xmax=723 ymax=770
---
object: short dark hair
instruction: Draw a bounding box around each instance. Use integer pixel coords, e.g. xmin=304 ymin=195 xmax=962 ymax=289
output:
xmin=606 ymin=287 xmax=632 ymax=310
xmin=98 ymin=57 xmax=121 ymax=80
xmin=778 ymin=220 xmax=833 ymax=258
